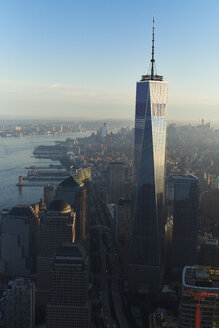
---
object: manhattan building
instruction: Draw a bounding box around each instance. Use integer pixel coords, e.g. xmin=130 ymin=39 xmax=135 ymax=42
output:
xmin=180 ymin=266 xmax=219 ymax=327
xmin=55 ymin=176 xmax=88 ymax=241
xmin=107 ymin=162 xmax=128 ymax=204
xmin=46 ymin=244 xmax=90 ymax=328
xmin=0 ymin=205 xmax=39 ymax=278
xmin=37 ymin=200 xmax=76 ymax=306
xmin=129 ymin=20 xmax=168 ymax=295
xmin=171 ymin=175 xmax=199 ymax=275
xmin=7 ymin=278 xmax=35 ymax=328
xmin=198 ymin=237 xmax=219 ymax=268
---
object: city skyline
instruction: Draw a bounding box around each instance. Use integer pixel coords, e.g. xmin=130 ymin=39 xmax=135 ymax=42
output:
xmin=1 ymin=0 xmax=219 ymax=121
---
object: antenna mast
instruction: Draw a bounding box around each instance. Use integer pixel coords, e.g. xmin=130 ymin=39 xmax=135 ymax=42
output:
xmin=151 ymin=17 xmax=155 ymax=80
xmin=141 ymin=17 xmax=163 ymax=81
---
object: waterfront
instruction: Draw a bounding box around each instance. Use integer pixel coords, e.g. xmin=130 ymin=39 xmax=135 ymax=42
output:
xmin=0 ymin=132 xmax=91 ymax=211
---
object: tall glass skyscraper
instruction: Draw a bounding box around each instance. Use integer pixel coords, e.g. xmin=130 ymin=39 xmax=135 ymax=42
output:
xmin=129 ymin=20 xmax=168 ymax=295
xmin=171 ymin=175 xmax=199 ymax=274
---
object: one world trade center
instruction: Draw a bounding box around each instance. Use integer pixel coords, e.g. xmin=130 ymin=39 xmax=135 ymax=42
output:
xmin=129 ymin=19 xmax=168 ymax=295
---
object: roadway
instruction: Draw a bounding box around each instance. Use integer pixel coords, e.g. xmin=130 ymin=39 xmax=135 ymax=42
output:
xmin=90 ymin=187 xmax=129 ymax=328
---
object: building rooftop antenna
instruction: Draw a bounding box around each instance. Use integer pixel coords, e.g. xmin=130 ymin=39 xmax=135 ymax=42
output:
xmin=151 ymin=17 xmax=155 ymax=80
xmin=141 ymin=17 xmax=163 ymax=82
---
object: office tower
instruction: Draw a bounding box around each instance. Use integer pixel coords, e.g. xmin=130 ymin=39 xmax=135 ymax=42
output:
xmin=0 ymin=205 xmax=39 ymax=278
xmin=200 ymin=189 xmax=219 ymax=219
xmin=101 ymin=122 xmax=108 ymax=138
xmin=198 ymin=237 xmax=219 ymax=267
xmin=171 ymin=175 xmax=199 ymax=274
xmin=44 ymin=185 xmax=55 ymax=207
xmin=46 ymin=244 xmax=90 ymax=328
xmin=37 ymin=200 xmax=76 ymax=306
xmin=180 ymin=266 xmax=219 ymax=327
xmin=129 ymin=19 xmax=168 ymax=294
xmin=115 ymin=198 xmax=132 ymax=242
xmin=55 ymin=176 xmax=88 ymax=241
xmin=7 ymin=278 xmax=35 ymax=328
xmin=107 ymin=162 xmax=128 ymax=204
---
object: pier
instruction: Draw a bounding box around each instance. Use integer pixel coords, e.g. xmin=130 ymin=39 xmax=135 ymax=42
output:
xmin=25 ymin=165 xmax=62 ymax=169
xmin=16 ymin=176 xmax=58 ymax=187
xmin=16 ymin=183 xmax=58 ymax=187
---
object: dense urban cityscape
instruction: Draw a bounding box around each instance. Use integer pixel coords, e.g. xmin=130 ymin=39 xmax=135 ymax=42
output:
xmin=1 ymin=2 xmax=219 ymax=327
xmin=1 ymin=115 xmax=219 ymax=327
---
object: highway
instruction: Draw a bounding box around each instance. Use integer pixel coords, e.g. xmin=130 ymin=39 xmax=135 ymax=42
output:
xmin=90 ymin=187 xmax=129 ymax=328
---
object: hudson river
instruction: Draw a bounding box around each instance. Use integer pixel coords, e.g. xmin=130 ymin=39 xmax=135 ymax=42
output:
xmin=0 ymin=132 xmax=91 ymax=211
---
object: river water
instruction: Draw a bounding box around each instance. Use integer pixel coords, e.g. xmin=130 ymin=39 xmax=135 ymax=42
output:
xmin=0 ymin=132 xmax=91 ymax=211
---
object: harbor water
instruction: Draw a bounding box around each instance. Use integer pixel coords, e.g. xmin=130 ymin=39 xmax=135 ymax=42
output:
xmin=0 ymin=132 xmax=91 ymax=211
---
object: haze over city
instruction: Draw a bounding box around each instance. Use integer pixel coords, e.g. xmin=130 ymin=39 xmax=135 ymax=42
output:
xmin=1 ymin=0 xmax=219 ymax=121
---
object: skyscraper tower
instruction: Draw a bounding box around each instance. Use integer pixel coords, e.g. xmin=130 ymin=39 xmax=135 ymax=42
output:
xmin=37 ymin=200 xmax=76 ymax=307
xmin=46 ymin=244 xmax=90 ymax=328
xmin=129 ymin=19 xmax=168 ymax=295
xmin=171 ymin=175 xmax=199 ymax=275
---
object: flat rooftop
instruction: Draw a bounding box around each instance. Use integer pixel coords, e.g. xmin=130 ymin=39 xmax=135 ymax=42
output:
xmin=183 ymin=266 xmax=219 ymax=290
xmin=141 ymin=74 xmax=163 ymax=81
xmin=171 ymin=174 xmax=198 ymax=181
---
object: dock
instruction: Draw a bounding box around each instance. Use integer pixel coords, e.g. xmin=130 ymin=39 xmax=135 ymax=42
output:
xmin=16 ymin=183 xmax=58 ymax=187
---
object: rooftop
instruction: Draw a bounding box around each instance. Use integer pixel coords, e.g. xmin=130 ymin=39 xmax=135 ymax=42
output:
xmin=58 ymin=175 xmax=84 ymax=189
xmin=118 ymin=198 xmax=131 ymax=205
xmin=9 ymin=205 xmax=33 ymax=217
xmin=48 ymin=199 xmax=71 ymax=213
xmin=171 ymin=174 xmax=198 ymax=181
xmin=55 ymin=244 xmax=87 ymax=265
xmin=56 ymin=244 xmax=84 ymax=258
xmin=183 ymin=266 xmax=219 ymax=290
xmin=8 ymin=278 xmax=33 ymax=288
xmin=141 ymin=74 xmax=163 ymax=81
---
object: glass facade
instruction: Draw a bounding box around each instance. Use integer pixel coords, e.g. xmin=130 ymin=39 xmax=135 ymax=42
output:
xmin=130 ymin=79 xmax=168 ymax=294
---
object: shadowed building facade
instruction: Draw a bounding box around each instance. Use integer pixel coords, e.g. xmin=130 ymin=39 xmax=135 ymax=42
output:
xmin=0 ymin=205 xmax=39 ymax=278
xmin=107 ymin=162 xmax=128 ymax=204
xmin=7 ymin=278 xmax=35 ymax=328
xmin=129 ymin=20 xmax=168 ymax=295
xmin=46 ymin=244 xmax=90 ymax=328
xmin=171 ymin=175 xmax=199 ymax=275
xmin=37 ymin=200 xmax=76 ymax=307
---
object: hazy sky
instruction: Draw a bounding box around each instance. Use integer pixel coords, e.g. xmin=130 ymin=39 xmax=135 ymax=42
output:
xmin=1 ymin=0 xmax=219 ymax=121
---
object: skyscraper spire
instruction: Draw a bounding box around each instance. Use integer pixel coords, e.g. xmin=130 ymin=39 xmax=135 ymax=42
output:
xmin=141 ymin=17 xmax=163 ymax=81
xmin=151 ymin=17 xmax=155 ymax=80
